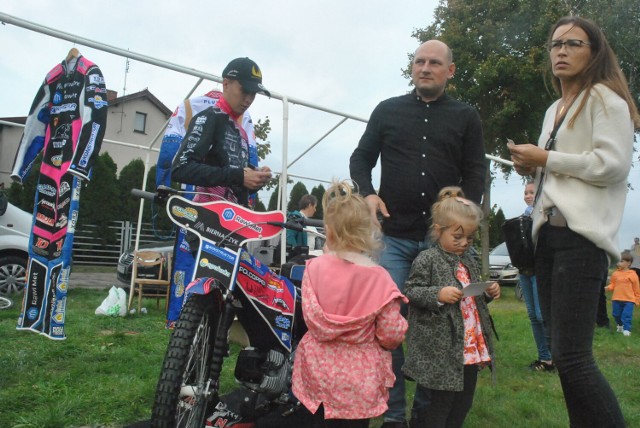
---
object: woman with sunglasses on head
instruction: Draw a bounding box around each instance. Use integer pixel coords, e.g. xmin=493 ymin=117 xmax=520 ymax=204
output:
xmin=508 ymin=16 xmax=639 ymax=427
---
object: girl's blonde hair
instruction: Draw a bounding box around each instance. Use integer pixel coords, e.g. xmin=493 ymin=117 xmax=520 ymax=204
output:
xmin=322 ymin=179 xmax=381 ymax=257
xmin=430 ymin=186 xmax=483 ymax=241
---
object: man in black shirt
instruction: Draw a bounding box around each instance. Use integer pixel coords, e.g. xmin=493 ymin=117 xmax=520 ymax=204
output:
xmin=349 ymin=40 xmax=486 ymax=428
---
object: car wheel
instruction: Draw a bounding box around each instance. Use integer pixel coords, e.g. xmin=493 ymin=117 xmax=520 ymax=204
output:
xmin=0 ymin=255 xmax=28 ymax=295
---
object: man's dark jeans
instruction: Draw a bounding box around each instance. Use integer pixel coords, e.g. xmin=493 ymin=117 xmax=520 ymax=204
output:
xmin=536 ymin=224 xmax=625 ymax=427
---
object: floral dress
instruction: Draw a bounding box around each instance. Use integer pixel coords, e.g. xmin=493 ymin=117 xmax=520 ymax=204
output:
xmin=456 ymin=262 xmax=491 ymax=366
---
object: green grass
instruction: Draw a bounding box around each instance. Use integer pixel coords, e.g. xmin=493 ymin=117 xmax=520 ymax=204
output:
xmin=1 ymin=287 xmax=639 ymax=427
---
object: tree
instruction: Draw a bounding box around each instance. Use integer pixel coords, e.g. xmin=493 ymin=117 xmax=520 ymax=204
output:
xmin=409 ymin=0 xmax=639 ymax=274
xmin=117 ymin=158 xmax=145 ymax=221
xmin=488 ymin=205 xmax=507 ymax=249
xmin=287 ymin=182 xmax=309 ymax=212
xmin=254 ymin=197 xmax=266 ymax=212
xmin=254 ymin=116 xmax=272 ymax=161
xmin=310 ymin=184 xmax=326 ymax=220
xmin=569 ymin=0 xmax=639 ymax=100
xmin=267 ymin=182 xmax=280 ymax=211
xmin=78 ymin=152 xmax=120 ymax=244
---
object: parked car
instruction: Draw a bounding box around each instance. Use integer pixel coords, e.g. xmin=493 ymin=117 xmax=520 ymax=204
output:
xmin=116 ymin=241 xmax=173 ymax=285
xmin=489 ymin=242 xmax=520 ymax=285
xmin=0 ymin=193 xmax=32 ymax=296
xmin=489 ymin=242 xmax=523 ymax=300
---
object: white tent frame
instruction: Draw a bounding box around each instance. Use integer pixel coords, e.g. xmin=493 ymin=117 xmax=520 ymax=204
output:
xmin=0 ymin=12 xmax=512 ymax=275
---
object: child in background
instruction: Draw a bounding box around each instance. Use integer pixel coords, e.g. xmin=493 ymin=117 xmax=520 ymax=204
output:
xmin=606 ymin=252 xmax=640 ymax=336
xmin=292 ymin=179 xmax=408 ymax=428
xmin=520 ymin=181 xmax=554 ymax=371
xmin=402 ymin=186 xmax=500 ymax=428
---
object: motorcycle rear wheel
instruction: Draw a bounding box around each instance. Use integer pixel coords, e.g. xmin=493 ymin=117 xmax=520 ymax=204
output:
xmin=151 ymin=293 xmax=221 ymax=427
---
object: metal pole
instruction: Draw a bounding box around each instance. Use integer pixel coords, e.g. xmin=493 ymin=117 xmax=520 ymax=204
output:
xmin=279 ymin=96 xmax=290 ymax=265
xmin=0 ymin=12 xmax=369 ymax=123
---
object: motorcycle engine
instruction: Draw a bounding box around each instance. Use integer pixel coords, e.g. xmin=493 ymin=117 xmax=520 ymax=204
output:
xmin=234 ymin=347 xmax=292 ymax=397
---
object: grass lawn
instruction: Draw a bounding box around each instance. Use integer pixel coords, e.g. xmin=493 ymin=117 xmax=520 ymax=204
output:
xmin=1 ymin=286 xmax=639 ymax=427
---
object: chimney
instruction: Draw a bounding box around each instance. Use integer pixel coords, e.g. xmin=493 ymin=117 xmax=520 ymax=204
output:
xmin=106 ymin=89 xmax=118 ymax=101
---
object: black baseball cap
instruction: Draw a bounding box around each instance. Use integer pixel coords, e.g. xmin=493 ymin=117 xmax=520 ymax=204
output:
xmin=222 ymin=57 xmax=271 ymax=97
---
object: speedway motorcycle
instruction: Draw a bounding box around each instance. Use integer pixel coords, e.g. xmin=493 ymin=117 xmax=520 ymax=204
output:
xmin=132 ymin=186 xmax=322 ymax=428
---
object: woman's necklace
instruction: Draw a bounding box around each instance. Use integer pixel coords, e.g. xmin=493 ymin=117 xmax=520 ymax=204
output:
xmin=557 ymin=93 xmax=577 ymax=118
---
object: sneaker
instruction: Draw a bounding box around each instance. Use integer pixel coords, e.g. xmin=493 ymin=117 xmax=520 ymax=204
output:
xmin=623 ymin=330 xmax=631 ymax=336
xmin=529 ymin=360 xmax=555 ymax=372
xmin=617 ymin=325 xmax=624 ymax=333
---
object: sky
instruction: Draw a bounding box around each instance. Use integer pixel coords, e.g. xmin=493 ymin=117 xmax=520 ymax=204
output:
xmin=1 ymin=1 xmax=638 ymax=252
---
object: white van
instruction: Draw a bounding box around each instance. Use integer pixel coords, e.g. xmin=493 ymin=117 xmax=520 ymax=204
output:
xmin=0 ymin=192 xmax=31 ymax=295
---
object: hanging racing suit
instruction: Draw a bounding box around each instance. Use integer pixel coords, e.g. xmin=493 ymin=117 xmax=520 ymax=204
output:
xmin=13 ymin=55 xmax=107 ymax=340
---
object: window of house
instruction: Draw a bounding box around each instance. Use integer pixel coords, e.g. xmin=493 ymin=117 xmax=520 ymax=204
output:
xmin=134 ymin=112 xmax=147 ymax=133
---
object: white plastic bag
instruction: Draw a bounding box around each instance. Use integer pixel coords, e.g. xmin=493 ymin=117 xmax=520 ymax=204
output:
xmin=95 ymin=286 xmax=127 ymax=317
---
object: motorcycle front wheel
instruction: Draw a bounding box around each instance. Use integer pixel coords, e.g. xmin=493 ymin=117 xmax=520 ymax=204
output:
xmin=151 ymin=293 xmax=222 ymax=428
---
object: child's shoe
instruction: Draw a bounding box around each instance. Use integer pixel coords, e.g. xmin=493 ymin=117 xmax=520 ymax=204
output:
xmin=616 ymin=325 xmax=624 ymax=333
xmin=528 ymin=360 xmax=555 ymax=372
xmin=623 ymin=330 xmax=631 ymax=336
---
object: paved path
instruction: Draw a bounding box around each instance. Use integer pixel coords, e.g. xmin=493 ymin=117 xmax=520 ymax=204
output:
xmin=68 ymin=272 xmax=123 ymax=290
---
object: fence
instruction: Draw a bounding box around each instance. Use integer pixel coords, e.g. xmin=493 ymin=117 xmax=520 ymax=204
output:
xmin=72 ymin=221 xmax=174 ymax=266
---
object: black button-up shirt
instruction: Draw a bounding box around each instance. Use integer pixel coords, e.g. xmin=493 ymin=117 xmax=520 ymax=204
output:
xmin=350 ymin=91 xmax=486 ymax=241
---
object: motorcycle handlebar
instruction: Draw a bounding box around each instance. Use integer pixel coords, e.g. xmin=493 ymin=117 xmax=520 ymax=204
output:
xmin=301 ymin=218 xmax=324 ymax=228
xmin=131 ymin=186 xmax=178 ymax=206
xmin=131 ymin=188 xmax=156 ymax=202
xmin=284 ymin=217 xmax=324 ymax=231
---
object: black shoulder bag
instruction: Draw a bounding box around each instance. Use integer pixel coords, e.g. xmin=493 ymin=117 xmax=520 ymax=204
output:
xmin=501 ymin=111 xmax=566 ymax=273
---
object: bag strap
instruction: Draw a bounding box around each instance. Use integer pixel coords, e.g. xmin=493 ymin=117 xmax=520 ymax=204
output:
xmin=533 ymin=108 xmax=568 ymax=205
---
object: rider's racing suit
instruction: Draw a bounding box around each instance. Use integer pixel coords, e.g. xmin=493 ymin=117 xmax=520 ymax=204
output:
xmin=161 ymin=92 xmax=258 ymax=327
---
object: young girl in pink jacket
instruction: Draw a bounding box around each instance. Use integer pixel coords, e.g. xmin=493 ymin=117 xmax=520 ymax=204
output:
xmin=292 ymin=179 xmax=408 ymax=428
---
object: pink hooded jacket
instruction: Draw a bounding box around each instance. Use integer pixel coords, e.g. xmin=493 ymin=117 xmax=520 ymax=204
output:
xmin=292 ymin=252 xmax=408 ymax=419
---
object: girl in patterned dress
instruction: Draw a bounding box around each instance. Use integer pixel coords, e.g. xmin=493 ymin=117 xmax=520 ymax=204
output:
xmin=292 ymin=179 xmax=408 ymax=428
xmin=402 ymin=186 xmax=500 ymax=428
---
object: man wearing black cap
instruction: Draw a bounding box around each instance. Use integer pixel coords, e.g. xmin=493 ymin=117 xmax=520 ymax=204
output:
xmin=172 ymin=57 xmax=272 ymax=206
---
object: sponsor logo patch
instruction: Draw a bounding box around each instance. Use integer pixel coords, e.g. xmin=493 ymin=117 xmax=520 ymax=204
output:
xmin=199 ymin=258 xmax=231 ymax=278
xmin=79 ymin=123 xmax=100 ymax=168
xmin=27 ymin=307 xmax=39 ymax=320
xmin=38 ymin=184 xmax=57 ymax=197
xmin=59 ymin=181 xmax=71 ymax=196
xmin=50 ymin=103 xmax=77 ymax=114
xmin=88 ymin=95 xmax=108 ymax=109
xmin=36 ymin=213 xmax=54 ymax=226
xmin=88 ymin=74 xmax=105 ymax=85
xmin=35 ymin=238 xmax=50 ymax=249
xmin=172 ymin=206 xmax=198 ymax=222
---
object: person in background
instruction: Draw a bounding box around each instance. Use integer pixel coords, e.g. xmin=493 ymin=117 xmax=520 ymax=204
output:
xmin=509 ymin=16 xmax=639 ymax=426
xmin=292 ymin=180 xmax=408 ymax=428
xmin=629 ymin=237 xmax=640 ymax=281
xmin=606 ymin=252 xmax=640 ymax=336
xmin=520 ymin=181 xmax=554 ymax=371
xmin=403 ymin=186 xmax=500 ymax=428
xmin=286 ymin=194 xmax=318 ymax=248
xmin=349 ymin=39 xmax=486 ymax=428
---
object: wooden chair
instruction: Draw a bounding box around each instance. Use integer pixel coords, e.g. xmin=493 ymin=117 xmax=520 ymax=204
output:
xmin=130 ymin=250 xmax=172 ymax=313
